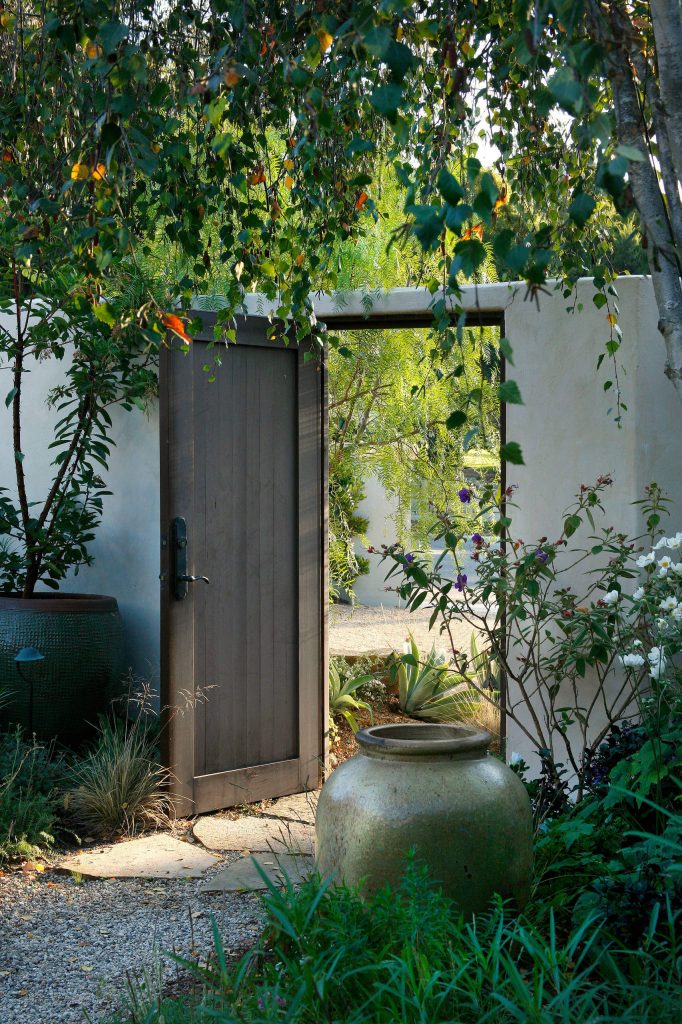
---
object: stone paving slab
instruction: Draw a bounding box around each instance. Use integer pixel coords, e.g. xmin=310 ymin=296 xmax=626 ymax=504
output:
xmin=57 ymin=833 xmax=218 ymax=879
xmin=193 ymin=815 xmax=315 ymax=856
xmin=201 ymin=853 xmax=314 ymax=892
xmin=263 ymin=791 xmax=318 ymax=825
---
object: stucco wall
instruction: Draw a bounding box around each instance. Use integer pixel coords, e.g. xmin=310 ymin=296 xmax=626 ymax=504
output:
xmin=0 ymin=313 xmax=160 ymax=682
xmin=2 ymin=277 xmax=679 ymax=760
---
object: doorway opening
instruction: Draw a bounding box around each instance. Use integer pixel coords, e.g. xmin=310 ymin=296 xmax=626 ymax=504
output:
xmin=322 ymin=311 xmax=504 ymax=762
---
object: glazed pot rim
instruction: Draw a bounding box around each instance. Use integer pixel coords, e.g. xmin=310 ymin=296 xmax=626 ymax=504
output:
xmin=357 ymin=723 xmax=491 ymax=757
xmin=0 ymin=593 xmax=119 ymax=613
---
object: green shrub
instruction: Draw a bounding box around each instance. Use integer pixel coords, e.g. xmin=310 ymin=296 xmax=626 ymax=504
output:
xmin=0 ymin=727 xmax=64 ymax=861
xmin=328 ymin=659 xmax=374 ymax=734
xmin=152 ymin=858 xmax=682 ymax=1024
xmin=396 ymin=635 xmax=471 ymax=721
xmin=67 ymin=716 xmax=173 ymax=837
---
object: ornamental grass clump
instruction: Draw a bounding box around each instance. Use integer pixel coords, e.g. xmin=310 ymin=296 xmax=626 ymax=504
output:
xmin=67 ymin=715 xmax=174 ymax=837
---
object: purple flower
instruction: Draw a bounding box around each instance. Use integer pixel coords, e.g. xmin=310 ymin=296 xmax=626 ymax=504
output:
xmin=405 ymin=552 xmax=415 ymax=563
xmin=458 ymin=487 xmax=472 ymax=504
xmin=471 ymin=533 xmax=483 ymax=546
xmin=535 ymin=549 xmax=548 ymax=563
xmin=455 ymin=573 xmax=468 ymax=591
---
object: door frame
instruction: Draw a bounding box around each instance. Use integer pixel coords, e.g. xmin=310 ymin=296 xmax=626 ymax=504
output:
xmin=160 ymin=310 xmax=328 ymax=814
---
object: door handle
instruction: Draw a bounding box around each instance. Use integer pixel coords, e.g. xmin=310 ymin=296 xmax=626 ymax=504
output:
xmin=171 ymin=517 xmax=209 ymax=600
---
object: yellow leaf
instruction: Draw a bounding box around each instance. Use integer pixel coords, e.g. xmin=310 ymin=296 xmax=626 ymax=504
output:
xmin=234 ymin=260 xmax=244 ymax=281
xmin=396 ymin=25 xmax=404 ymax=41
xmin=284 ymin=174 xmax=294 ymax=189
xmin=283 ymin=158 xmax=294 ymax=171
xmin=224 ymin=67 xmax=240 ymax=87
xmin=606 ymin=313 xmax=617 ymax=326
xmin=355 ymin=191 xmax=369 ymax=211
xmin=91 ymin=163 xmax=106 ymax=181
xmin=317 ymin=30 xmax=333 ymax=53
xmin=81 ymin=965 xmax=94 ymax=973
xmin=85 ymin=40 xmax=102 ymax=59
xmin=70 ymin=162 xmax=89 ymax=181
xmin=295 ymin=253 xmax=304 ymax=266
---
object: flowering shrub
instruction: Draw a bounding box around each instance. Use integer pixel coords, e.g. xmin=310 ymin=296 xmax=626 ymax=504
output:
xmin=380 ymin=477 xmax=681 ymax=788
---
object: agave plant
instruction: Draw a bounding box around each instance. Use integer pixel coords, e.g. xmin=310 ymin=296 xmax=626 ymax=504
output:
xmin=397 ymin=635 xmax=471 ymax=722
xmin=329 ymin=660 xmax=374 ymax=734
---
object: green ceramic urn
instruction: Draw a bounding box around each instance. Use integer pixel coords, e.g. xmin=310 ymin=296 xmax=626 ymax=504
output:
xmin=0 ymin=593 xmax=125 ymax=747
xmin=316 ymin=723 xmax=532 ymax=915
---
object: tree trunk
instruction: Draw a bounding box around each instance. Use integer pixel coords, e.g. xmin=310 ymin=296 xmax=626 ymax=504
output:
xmin=650 ymin=0 xmax=682 ymax=188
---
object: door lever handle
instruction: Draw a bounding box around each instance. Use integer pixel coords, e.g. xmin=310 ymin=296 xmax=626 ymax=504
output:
xmin=171 ymin=517 xmax=209 ymax=600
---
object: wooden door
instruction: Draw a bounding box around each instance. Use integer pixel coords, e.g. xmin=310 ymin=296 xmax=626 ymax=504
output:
xmin=160 ymin=311 xmax=327 ymax=815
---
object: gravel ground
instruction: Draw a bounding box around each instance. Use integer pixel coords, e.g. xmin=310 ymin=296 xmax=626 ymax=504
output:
xmin=329 ymin=602 xmax=485 ymax=660
xmin=0 ymin=851 xmax=264 ymax=1024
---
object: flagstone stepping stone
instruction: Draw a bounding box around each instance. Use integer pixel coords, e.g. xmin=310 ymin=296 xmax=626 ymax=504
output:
xmin=193 ymin=815 xmax=314 ymax=855
xmin=201 ymin=852 xmax=314 ymax=892
xmin=57 ymin=833 xmax=218 ymax=879
xmin=261 ymin=791 xmax=318 ymax=825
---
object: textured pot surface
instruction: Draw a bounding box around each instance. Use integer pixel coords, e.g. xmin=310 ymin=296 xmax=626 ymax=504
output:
xmin=316 ymin=723 xmax=532 ymax=915
xmin=0 ymin=593 xmax=125 ymax=746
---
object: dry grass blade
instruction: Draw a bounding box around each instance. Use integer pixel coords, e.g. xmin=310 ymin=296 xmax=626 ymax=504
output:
xmin=67 ymin=716 xmax=175 ymax=837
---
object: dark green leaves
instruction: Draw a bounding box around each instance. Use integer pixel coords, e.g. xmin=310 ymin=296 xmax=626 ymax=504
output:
xmin=498 ymin=380 xmax=523 ymax=405
xmin=568 ymin=193 xmax=596 ymax=228
xmin=501 ymin=442 xmax=525 ymax=465
xmin=437 ymin=168 xmax=465 ymax=206
xmin=446 ymin=410 xmax=467 ymax=430
xmin=369 ymin=83 xmax=403 ymax=119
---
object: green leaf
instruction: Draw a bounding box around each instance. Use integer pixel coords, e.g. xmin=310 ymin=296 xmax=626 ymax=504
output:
xmin=499 ymin=380 xmax=523 ymax=405
xmin=616 ymin=144 xmax=646 ymax=163
xmin=548 ymin=70 xmax=582 ymax=112
xmin=437 ymin=168 xmax=465 ymax=206
xmin=452 ymin=238 xmax=486 ymax=277
xmin=568 ymin=192 xmax=596 ymax=228
xmin=564 ymin=514 xmax=582 ymax=537
xmin=446 ymin=410 xmax=467 ymax=430
xmin=501 ymin=442 xmax=524 ymax=465
xmin=93 ymin=302 xmax=116 ymax=326
xmin=369 ymin=83 xmax=403 ymax=119
xmin=5 ymin=387 xmax=17 ymax=408
xmin=499 ymin=337 xmax=514 ymax=366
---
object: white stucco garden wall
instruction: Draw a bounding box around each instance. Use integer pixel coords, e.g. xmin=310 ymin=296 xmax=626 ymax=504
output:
xmin=0 ymin=313 xmax=160 ymax=683
xmin=2 ymin=276 xmax=680 ymax=761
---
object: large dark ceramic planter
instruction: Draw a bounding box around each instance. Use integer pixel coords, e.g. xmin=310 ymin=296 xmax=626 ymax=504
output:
xmin=316 ymin=723 xmax=533 ymax=916
xmin=0 ymin=593 xmax=125 ymax=747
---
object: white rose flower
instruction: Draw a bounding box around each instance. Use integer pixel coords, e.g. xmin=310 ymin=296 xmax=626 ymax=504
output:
xmin=636 ymin=552 xmax=655 ymax=568
xmin=654 ymin=537 xmax=669 ymax=550
xmin=619 ymin=653 xmax=646 ymax=669
xmin=648 ymin=646 xmax=667 ymax=680
xmin=603 ymin=590 xmax=620 ymax=606
xmin=669 ymin=533 xmax=682 ymax=550
xmin=671 ymin=563 xmax=682 ymax=576
xmin=632 ymin=586 xmax=645 ymax=601
xmin=658 ymin=556 xmax=673 ymax=576
xmin=659 ymin=596 xmax=677 ymax=612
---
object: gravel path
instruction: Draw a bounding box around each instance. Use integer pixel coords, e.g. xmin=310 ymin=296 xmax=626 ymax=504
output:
xmin=329 ymin=602 xmax=483 ymax=661
xmin=0 ymin=851 xmax=263 ymax=1024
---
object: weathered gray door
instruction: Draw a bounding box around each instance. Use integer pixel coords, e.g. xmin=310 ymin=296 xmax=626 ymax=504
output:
xmin=160 ymin=312 xmax=327 ymax=815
